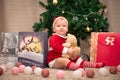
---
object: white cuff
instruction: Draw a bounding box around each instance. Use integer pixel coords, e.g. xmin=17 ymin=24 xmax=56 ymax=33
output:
xmin=76 ymin=57 xmax=83 ymax=65
xmin=49 ymin=59 xmax=55 ymax=68
xmin=62 ymin=47 xmax=68 ymax=54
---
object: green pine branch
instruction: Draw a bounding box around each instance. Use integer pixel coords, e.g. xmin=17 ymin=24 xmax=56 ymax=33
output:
xmin=33 ymin=0 xmax=109 ymax=45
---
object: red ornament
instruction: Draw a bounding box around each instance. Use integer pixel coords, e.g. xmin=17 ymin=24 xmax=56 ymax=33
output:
xmin=56 ymin=70 xmax=65 ymax=79
xmin=117 ymin=65 xmax=120 ymax=72
xmin=86 ymin=69 xmax=95 ymax=78
xmin=41 ymin=68 xmax=50 ymax=78
xmin=32 ymin=66 xmax=37 ymax=71
xmin=0 ymin=67 xmax=3 ymax=75
xmin=15 ymin=62 xmax=22 ymax=67
xmin=109 ymin=66 xmax=117 ymax=74
xmin=19 ymin=65 xmax=26 ymax=73
xmin=11 ymin=67 xmax=20 ymax=75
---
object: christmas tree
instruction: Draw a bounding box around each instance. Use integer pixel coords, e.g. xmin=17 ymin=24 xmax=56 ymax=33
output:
xmin=33 ymin=0 xmax=109 ymax=45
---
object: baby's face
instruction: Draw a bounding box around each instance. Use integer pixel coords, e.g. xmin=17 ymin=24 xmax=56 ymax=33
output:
xmin=53 ymin=19 xmax=68 ymax=36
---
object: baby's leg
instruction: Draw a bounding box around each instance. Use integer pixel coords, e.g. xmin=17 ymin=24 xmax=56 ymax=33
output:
xmin=52 ymin=58 xmax=69 ymax=69
xmin=81 ymin=60 xmax=105 ymax=68
xmin=51 ymin=57 xmax=79 ymax=70
xmin=75 ymin=57 xmax=105 ymax=68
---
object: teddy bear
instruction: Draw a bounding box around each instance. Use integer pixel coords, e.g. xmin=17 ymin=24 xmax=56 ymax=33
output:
xmin=61 ymin=33 xmax=81 ymax=60
xmin=20 ymin=36 xmax=42 ymax=53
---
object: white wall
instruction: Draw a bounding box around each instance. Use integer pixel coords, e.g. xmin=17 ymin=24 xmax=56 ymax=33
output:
xmin=107 ymin=0 xmax=120 ymax=32
xmin=0 ymin=0 xmax=46 ymax=32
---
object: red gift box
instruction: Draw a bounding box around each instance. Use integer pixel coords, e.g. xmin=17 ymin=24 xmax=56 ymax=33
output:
xmin=90 ymin=32 xmax=104 ymax=62
xmin=96 ymin=33 xmax=120 ymax=66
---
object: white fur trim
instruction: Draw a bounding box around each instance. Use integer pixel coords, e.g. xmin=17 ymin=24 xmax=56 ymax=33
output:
xmin=52 ymin=16 xmax=68 ymax=29
xmin=49 ymin=59 xmax=55 ymax=68
xmin=49 ymin=47 xmax=53 ymax=51
xmin=76 ymin=57 xmax=83 ymax=65
xmin=62 ymin=47 xmax=68 ymax=54
xmin=53 ymin=33 xmax=67 ymax=39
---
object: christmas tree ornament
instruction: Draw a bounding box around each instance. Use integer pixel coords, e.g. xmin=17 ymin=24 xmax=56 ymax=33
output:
xmin=34 ymin=67 xmax=42 ymax=76
xmin=109 ymin=66 xmax=117 ymax=74
xmin=62 ymin=10 xmax=64 ymax=14
xmin=15 ymin=62 xmax=22 ymax=67
xmin=0 ymin=66 xmax=6 ymax=73
xmin=24 ymin=66 xmax=32 ymax=75
xmin=86 ymin=69 xmax=95 ymax=78
xmin=72 ymin=70 xmax=82 ymax=79
xmin=19 ymin=65 xmax=26 ymax=73
xmin=6 ymin=62 xmax=14 ymax=69
xmin=77 ymin=68 xmax=86 ymax=76
xmin=85 ymin=17 xmax=88 ymax=20
xmin=53 ymin=0 xmax=58 ymax=5
xmin=117 ymin=64 xmax=120 ymax=72
xmin=94 ymin=18 xmax=99 ymax=22
xmin=0 ymin=67 xmax=4 ymax=75
xmin=56 ymin=70 xmax=65 ymax=79
xmin=72 ymin=16 xmax=78 ymax=21
xmin=11 ymin=67 xmax=20 ymax=75
xmin=0 ymin=64 xmax=7 ymax=72
xmin=41 ymin=68 xmax=50 ymax=78
xmin=86 ymin=26 xmax=91 ymax=32
xmin=32 ymin=65 xmax=37 ymax=71
xmin=99 ymin=68 xmax=108 ymax=76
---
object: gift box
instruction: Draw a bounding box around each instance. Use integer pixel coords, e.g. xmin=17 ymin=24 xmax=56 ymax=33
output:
xmin=90 ymin=32 xmax=120 ymax=66
xmin=0 ymin=32 xmax=18 ymax=64
xmin=90 ymin=32 xmax=103 ymax=62
xmin=17 ymin=32 xmax=48 ymax=68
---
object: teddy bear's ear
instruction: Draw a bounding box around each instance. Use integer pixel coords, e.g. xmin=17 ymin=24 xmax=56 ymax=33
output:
xmin=67 ymin=33 xmax=71 ymax=36
xmin=67 ymin=33 xmax=73 ymax=37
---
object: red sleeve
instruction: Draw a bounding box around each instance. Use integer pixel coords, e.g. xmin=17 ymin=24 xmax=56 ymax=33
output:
xmin=49 ymin=35 xmax=65 ymax=53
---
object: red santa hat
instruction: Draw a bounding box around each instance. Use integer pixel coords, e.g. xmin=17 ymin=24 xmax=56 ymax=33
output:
xmin=52 ymin=16 xmax=68 ymax=29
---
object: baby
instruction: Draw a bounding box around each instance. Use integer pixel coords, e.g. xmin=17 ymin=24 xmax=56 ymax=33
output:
xmin=47 ymin=16 xmax=104 ymax=70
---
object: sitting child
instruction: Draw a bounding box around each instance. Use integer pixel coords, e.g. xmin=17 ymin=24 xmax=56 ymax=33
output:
xmin=47 ymin=16 xmax=105 ymax=70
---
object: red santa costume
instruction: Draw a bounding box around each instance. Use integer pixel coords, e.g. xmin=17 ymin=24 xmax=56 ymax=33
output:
xmin=47 ymin=33 xmax=104 ymax=68
xmin=47 ymin=16 xmax=104 ymax=69
xmin=47 ymin=33 xmax=68 ymax=66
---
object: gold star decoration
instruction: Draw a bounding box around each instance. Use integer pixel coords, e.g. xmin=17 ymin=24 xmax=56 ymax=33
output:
xmin=72 ymin=16 xmax=79 ymax=21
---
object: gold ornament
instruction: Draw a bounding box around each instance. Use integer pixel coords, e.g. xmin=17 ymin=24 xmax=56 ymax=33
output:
xmin=86 ymin=26 xmax=91 ymax=32
xmin=53 ymin=0 xmax=58 ymax=5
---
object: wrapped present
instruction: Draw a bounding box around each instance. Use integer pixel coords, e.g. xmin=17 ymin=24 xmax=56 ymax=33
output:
xmin=90 ymin=32 xmax=103 ymax=62
xmin=17 ymin=32 xmax=48 ymax=68
xmin=0 ymin=32 xmax=18 ymax=64
xmin=90 ymin=32 xmax=120 ymax=66
xmin=90 ymin=32 xmax=113 ymax=62
xmin=96 ymin=33 xmax=120 ymax=66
